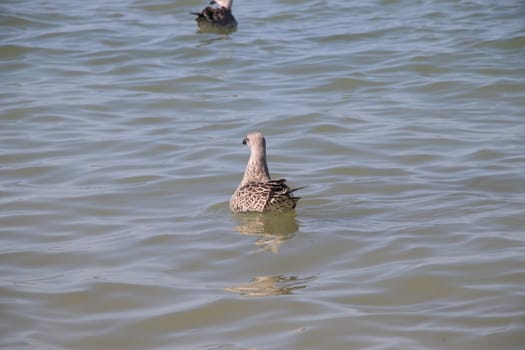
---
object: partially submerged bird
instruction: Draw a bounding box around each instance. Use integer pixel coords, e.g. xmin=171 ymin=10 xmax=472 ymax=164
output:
xmin=191 ymin=0 xmax=237 ymax=33
xmin=230 ymin=132 xmax=304 ymax=214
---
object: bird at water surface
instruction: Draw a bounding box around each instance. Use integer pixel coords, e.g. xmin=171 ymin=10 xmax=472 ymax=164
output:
xmin=191 ymin=0 xmax=237 ymax=32
xmin=230 ymin=132 xmax=304 ymax=214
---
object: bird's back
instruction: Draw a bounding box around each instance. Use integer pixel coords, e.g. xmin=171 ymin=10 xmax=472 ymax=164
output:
xmin=230 ymin=179 xmax=302 ymax=214
xmin=193 ymin=7 xmax=237 ymax=31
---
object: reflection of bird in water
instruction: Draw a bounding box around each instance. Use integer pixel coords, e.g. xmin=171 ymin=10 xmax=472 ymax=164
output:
xmin=225 ymin=275 xmax=315 ymax=297
xmin=233 ymin=213 xmax=298 ymax=253
xmin=230 ymin=132 xmax=305 ymax=214
xmin=191 ymin=0 xmax=237 ymax=33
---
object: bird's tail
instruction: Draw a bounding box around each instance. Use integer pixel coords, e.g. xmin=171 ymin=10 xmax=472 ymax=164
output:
xmin=290 ymin=185 xmax=308 ymax=193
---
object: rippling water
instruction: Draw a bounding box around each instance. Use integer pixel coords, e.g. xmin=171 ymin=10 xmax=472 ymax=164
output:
xmin=1 ymin=0 xmax=524 ymax=349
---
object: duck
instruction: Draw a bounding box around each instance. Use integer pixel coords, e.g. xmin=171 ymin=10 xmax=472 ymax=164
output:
xmin=230 ymin=132 xmax=304 ymax=214
xmin=191 ymin=0 xmax=237 ymax=32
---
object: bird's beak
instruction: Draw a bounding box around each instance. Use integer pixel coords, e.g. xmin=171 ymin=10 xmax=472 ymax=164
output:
xmin=242 ymin=138 xmax=247 ymax=145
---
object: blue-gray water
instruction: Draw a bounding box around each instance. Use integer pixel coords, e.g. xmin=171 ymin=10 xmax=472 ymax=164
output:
xmin=1 ymin=0 xmax=524 ymax=349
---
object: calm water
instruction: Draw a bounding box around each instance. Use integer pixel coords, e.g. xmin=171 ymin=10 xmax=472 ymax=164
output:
xmin=1 ymin=0 xmax=525 ymax=349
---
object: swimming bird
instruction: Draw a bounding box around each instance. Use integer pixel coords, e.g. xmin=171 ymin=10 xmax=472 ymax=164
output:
xmin=191 ymin=0 xmax=237 ymax=32
xmin=230 ymin=132 xmax=304 ymax=214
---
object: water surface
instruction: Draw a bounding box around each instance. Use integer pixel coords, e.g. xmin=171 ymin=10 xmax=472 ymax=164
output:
xmin=1 ymin=0 xmax=524 ymax=349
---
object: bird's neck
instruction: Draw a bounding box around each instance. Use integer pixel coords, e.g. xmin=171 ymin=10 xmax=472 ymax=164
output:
xmin=241 ymin=153 xmax=270 ymax=186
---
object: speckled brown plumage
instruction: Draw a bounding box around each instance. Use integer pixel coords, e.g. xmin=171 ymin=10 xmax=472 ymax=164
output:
xmin=230 ymin=132 xmax=304 ymax=214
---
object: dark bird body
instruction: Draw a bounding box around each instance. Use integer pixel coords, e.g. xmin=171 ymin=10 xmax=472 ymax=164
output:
xmin=191 ymin=0 xmax=237 ymax=32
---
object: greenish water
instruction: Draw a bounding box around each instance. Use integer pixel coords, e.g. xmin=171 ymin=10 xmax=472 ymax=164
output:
xmin=1 ymin=1 xmax=524 ymax=349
